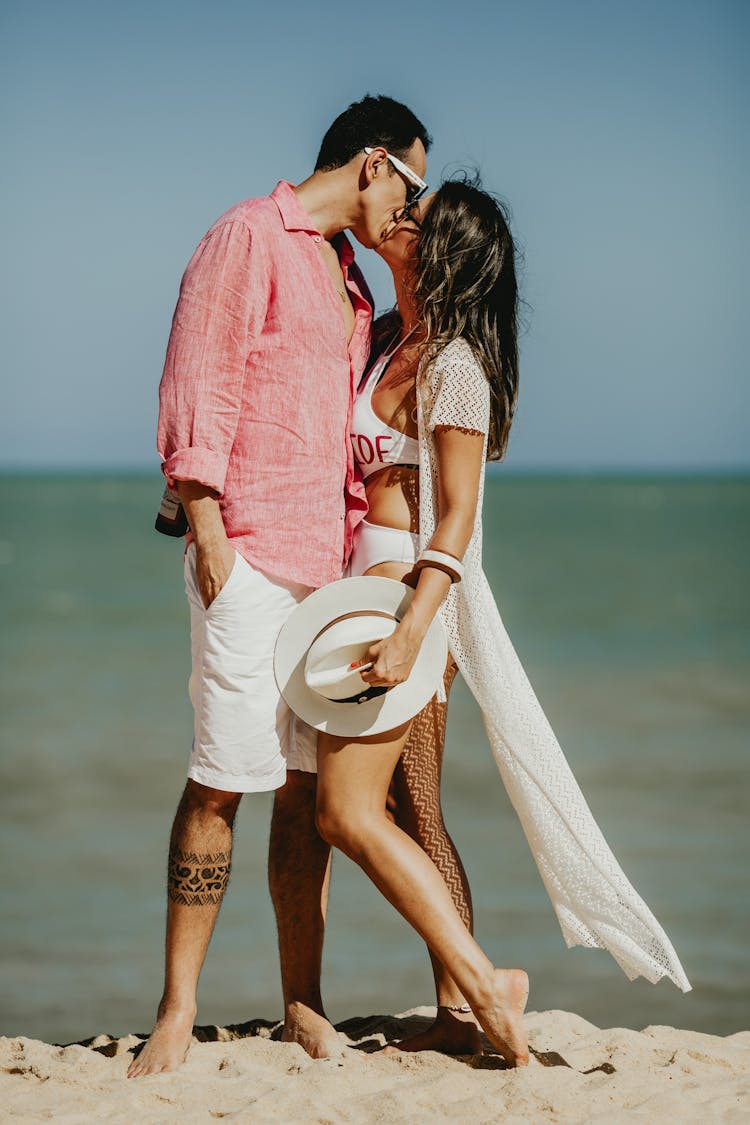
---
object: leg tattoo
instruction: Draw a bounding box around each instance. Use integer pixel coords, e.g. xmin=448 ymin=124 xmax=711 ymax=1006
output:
xmin=395 ymin=660 xmax=473 ymax=929
xmin=167 ymin=847 xmax=231 ymax=906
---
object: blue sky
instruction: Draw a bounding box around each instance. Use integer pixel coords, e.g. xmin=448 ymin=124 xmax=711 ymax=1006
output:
xmin=2 ymin=0 xmax=747 ymax=470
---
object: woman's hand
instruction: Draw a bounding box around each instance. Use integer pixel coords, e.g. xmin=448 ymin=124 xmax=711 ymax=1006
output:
xmin=356 ymin=625 xmax=424 ymax=689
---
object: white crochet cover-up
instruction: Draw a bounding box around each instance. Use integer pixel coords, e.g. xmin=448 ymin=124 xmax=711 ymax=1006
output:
xmin=417 ymin=338 xmax=690 ymax=992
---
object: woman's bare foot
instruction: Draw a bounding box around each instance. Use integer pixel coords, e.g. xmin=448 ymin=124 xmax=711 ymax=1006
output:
xmin=472 ymin=969 xmax=529 ymax=1068
xmin=382 ymin=1007 xmax=483 ymax=1056
xmin=281 ymin=1001 xmax=347 ymax=1059
xmin=126 ymin=1006 xmax=196 ymax=1078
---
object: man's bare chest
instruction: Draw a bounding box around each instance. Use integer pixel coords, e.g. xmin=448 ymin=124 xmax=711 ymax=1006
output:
xmin=318 ymin=241 xmax=356 ymax=343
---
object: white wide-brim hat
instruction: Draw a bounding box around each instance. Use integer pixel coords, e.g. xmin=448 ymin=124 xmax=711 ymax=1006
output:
xmin=274 ymin=576 xmax=448 ymax=737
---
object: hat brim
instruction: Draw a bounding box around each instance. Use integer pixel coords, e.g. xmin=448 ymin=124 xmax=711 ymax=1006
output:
xmin=274 ymin=576 xmax=448 ymax=737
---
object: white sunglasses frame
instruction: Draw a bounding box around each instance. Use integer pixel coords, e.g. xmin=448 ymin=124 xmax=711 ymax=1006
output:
xmin=363 ymin=146 xmax=428 ymax=203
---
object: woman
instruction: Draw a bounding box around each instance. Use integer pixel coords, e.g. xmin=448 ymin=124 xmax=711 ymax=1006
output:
xmin=314 ymin=179 xmax=689 ymax=1065
xmin=350 ymin=178 xmax=516 ymax=1056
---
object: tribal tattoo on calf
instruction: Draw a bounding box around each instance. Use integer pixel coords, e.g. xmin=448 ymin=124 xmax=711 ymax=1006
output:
xmin=167 ymin=847 xmax=232 ymax=906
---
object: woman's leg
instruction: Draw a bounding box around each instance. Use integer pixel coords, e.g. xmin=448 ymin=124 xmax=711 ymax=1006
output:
xmin=316 ymin=726 xmax=529 ymax=1066
xmin=388 ymin=658 xmax=482 ymax=1053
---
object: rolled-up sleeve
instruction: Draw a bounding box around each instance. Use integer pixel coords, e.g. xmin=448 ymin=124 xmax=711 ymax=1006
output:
xmin=157 ymin=220 xmax=268 ymax=494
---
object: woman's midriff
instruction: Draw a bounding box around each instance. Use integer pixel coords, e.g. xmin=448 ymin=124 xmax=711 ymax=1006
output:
xmin=362 ymin=464 xmax=419 ymax=580
xmin=364 ymin=464 xmax=419 ymax=531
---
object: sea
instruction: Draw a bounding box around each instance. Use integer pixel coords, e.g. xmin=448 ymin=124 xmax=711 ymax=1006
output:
xmin=1 ymin=473 xmax=748 ymax=1046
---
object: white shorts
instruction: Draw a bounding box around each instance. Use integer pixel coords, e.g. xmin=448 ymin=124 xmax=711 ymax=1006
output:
xmin=184 ymin=544 xmax=319 ymax=793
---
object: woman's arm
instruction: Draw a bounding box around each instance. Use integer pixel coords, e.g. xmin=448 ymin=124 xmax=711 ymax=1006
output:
xmin=360 ymin=425 xmax=485 ymax=688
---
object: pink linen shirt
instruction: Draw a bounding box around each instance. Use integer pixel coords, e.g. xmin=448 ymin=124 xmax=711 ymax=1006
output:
xmin=157 ymin=182 xmax=372 ymax=588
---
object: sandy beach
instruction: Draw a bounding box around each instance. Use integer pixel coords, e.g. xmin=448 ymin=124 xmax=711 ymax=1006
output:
xmin=2 ymin=1007 xmax=748 ymax=1123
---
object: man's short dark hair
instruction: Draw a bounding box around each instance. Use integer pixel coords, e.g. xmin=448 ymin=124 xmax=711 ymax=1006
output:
xmin=315 ymin=94 xmax=432 ymax=172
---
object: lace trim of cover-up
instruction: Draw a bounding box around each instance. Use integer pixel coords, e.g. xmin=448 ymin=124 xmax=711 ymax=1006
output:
xmin=417 ymin=338 xmax=690 ymax=992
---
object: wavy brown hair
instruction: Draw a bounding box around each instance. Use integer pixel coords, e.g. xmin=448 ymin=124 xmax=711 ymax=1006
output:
xmin=412 ymin=176 xmax=520 ymax=460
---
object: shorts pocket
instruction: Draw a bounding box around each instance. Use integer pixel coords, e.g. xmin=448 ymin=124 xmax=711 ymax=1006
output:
xmin=205 ymin=550 xmax=246 ymax=616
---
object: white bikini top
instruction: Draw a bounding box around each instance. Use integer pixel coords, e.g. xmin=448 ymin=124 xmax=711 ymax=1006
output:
xmin=350 ymin=332 xmax=420 ymax=480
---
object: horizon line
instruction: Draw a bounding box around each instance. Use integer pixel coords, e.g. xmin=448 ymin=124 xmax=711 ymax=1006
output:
xmin=0 ymin=465 xmax=748 ymax=480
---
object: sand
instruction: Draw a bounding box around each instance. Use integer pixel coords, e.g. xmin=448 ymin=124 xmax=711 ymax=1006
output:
xmin=2 ymin=1008 xmax=748 ymax=1124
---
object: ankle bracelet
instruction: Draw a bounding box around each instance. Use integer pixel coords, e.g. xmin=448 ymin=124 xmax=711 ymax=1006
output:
xmin=441 ymin=1003 xmax=472 ymax=1014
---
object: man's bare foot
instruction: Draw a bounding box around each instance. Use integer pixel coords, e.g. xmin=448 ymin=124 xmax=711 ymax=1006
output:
xmin=382 ymin=1007 xmax=483 ymax=1056
xmin=126 ymin=1007 xmax=196 ymax=1079
xmin=472 ymin=969 xmax=529 ymax=1068
xmin=281 ymin=1001 xmax=346 ymax=1060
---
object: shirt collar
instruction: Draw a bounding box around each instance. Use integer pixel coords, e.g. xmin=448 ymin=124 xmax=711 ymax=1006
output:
xmin=336 ymin=234 xmax=355 ymax=269
xmin=270 ymin=181 xmax=356 ymax=267
xmin=271 ymin=181 xmax=321 ymax=234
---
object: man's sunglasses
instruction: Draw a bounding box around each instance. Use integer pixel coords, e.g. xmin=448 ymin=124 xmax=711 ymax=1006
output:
xmin=363 ymin=146 xmax=428 ymax=205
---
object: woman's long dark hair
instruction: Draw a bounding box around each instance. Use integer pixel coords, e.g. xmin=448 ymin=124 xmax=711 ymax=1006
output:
xmin=413 ymin=176 xmax=520 ymax=460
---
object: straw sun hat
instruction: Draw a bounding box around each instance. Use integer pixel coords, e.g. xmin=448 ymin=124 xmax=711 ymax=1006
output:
xmin=274 ymin=576 xmax=448 ymax=738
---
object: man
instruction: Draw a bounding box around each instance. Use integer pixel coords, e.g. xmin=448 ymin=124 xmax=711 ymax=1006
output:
xmin=128 ymin=95 xmax=431 ymax=1078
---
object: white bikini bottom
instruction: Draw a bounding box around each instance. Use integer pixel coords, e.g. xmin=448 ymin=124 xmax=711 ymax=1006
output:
xmin=349 ymin=518 xmax=419 ymax=577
